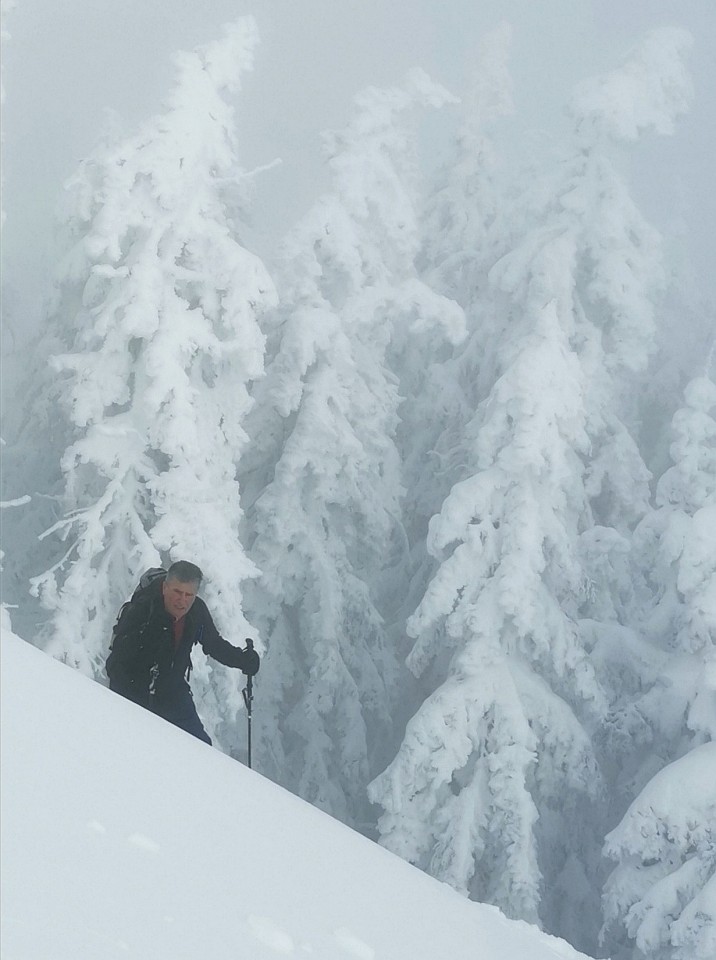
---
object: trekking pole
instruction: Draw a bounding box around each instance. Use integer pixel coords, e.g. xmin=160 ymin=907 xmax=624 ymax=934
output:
xmin=242 ymin=639 xmax=254 ymax=769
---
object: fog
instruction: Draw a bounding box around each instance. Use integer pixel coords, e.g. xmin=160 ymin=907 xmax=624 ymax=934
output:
xmin=1 ymin=0 xmax=714 ymax=369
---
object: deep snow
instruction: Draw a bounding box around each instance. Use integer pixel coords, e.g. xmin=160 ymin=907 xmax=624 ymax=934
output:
xmin=1 ymin=629 xmax=596 ymax=959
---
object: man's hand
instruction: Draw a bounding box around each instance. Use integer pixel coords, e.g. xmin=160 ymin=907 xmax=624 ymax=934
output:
xmin=241 ymin=642 xmax=260 ymax=677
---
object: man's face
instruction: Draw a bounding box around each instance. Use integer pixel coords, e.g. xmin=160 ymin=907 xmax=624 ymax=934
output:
xmin=162 ymin=577 xmax=199 ymax=619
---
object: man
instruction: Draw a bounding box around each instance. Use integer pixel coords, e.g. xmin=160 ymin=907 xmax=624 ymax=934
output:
xmin=106 ymin=561 xmax=259 ymax=745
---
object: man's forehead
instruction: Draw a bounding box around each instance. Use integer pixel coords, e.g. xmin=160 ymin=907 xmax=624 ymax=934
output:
xmin=166 ymin=577 xmax=199 ymax=591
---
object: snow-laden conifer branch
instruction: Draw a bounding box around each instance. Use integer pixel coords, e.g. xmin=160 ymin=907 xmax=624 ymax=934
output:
xmin=241 ymin=68 xmax=464 ymax=827
xmin=25 ymin=19 xmax=276 ymax=752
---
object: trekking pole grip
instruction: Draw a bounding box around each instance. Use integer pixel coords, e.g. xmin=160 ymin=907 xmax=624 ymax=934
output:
xmin=242 ymin=639 xmax=254 ymax=706
xmin=245 ymin=638 xmax=254 ymax=691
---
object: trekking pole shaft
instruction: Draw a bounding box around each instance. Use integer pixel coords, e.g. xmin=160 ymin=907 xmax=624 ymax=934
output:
xmin=246 ymin=674 xmax=253 ymax=769
xmin=243 ymin=639 xmax=254 ymax=769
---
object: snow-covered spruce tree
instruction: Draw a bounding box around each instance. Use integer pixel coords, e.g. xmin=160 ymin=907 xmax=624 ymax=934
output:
xmin=637 ymin=287 xmax=716 ymax=485
xmin=1 ymin=120 xmax=131 ymax=636
xmin=397 ymin=23 xmax=514 ymax=622
xmin=529 ymin=28 xmax=694 ymax=943
xmin=370 ymin=28 xmax=693 ymax=952
xmin=601 ymin=373 xmax=716 ymax=960
xmin=566 ymin=28 xmax=693 ymax=538
xmin=0 ymin=452 xmax=31 ymax=638
xmin=0 ymin=261 xmax=100 ymax=636
xmin=536 ymin=36 xmax=694 ymax=935
xmin=369 ymin=236 xmax=606 ymax=934
xmin=28 ymin=18 xmax=276 ymax=749
xmin=240 ymin=70 xmax=463 ymax=828
xmin=0 ymin=0 xmax=35 ymax=626
xmin=418 ymin=21 xmax=514 ymax=312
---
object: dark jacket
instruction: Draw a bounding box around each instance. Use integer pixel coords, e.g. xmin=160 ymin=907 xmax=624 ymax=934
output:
xmin=106 ymin=579 xmax=250 ymax=711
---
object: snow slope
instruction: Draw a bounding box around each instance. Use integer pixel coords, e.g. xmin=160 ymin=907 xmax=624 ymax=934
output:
xmin=1 ymin=630 xmax=596 ymax=960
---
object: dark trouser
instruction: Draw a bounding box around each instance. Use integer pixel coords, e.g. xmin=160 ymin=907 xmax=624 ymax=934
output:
xmin=153 ymin=683 xmax=212 ymax=745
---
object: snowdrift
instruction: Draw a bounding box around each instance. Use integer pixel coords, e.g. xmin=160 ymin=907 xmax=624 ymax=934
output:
xmin=1 ymin=631 xmax=595 ymax=960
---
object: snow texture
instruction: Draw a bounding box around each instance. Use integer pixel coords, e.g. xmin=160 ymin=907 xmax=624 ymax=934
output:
xmin=0 ymin=14 xmax=712 ymax=960
xmin=1 ymin=626 xmax=596 ymax=960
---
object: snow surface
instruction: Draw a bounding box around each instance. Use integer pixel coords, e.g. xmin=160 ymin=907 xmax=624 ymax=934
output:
xmin=0 ymin=630 xmax=596 ymax=960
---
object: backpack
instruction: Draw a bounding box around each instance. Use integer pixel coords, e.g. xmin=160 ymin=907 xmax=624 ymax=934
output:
xmin=106 ymin=568 xmax=168 ymax=691
xmin=129 ymin=567 xmax=167 ymax=602
xmin=110 ymin=567 xmax=167 ymax=643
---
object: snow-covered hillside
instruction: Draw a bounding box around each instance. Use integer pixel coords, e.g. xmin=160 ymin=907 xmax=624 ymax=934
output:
xmin=1 ymin=629 xmax=596 ymax=960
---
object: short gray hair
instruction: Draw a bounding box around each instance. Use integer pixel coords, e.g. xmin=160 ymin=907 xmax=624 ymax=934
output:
xmin=166 ymin=560 xmax=203 ymax=585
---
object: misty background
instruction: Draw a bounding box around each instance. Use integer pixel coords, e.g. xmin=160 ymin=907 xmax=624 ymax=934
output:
xmin=2 ymin=5 xmax=715 ymax=957
xmin=1 ymin=0 xmax=715 ymax=391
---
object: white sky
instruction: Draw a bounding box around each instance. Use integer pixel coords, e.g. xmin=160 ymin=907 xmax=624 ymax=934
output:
xmin=1 ymin=0 xmax=714 ymax=348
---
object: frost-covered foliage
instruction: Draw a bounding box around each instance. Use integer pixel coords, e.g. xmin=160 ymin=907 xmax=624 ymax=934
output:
xmin=241 ymin=70 xmax=463 ymax=826
xmin=563 ymin=32 xmax=691 ymax=531
xmin=401 ymin=23 xmax=513 ymax=551
xmin=0 ymin=459 xmax=30 ymax=634
xmin=640 ymin=301 xmax=716 ymax=485
xmin=601 ymin=374 xmax=716 ymax=960
xmin=553 ymin=30 xmax=696 ymax=832
xmin=570 ymin=27 xmax=693 ymax=143
xmin=370 ymin=240 xmax=607 ymax=931
xmin=2 ymin=16 xmax=710 ymax=960
xmin=603 ymin=744 xmax=716 ymax=960
xmin=622 ymin=375 xmax=715 ymax=773
xmin=419 ymin=22 xmax=514 ymax=310
xmin=636 ymin=375 xmax=716 ymax=670
xmin=22 ymin=20 xmax=276 ymax=746
xmin=370 ymin=27 xmax=694 ymax=951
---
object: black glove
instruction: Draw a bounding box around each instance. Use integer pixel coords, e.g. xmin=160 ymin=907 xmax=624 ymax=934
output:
xmin=241 ymin=642 xmax=260 ymax=677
